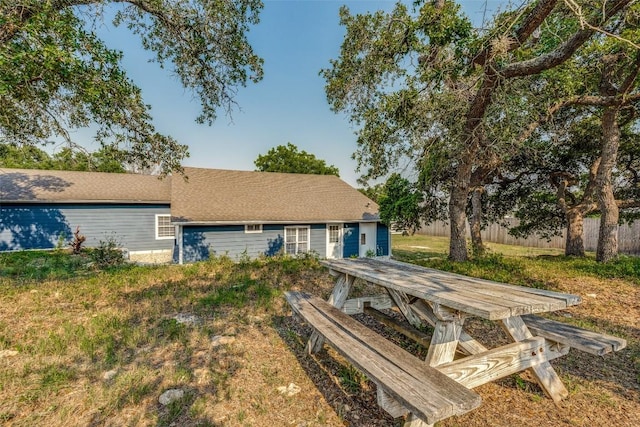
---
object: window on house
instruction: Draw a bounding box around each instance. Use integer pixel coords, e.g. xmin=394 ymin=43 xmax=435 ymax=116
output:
xmin=360 ymin=233 xmax=366 ymax=245
xmin=328 ymin=225 xmax=340 ymax=243
xmin=245 ymin=224 xmax=263 ymax=233
xmin=285 ymin=226 xmax=309 ymax=255
xmin=156 ymin=214 xmax=174 ymax=239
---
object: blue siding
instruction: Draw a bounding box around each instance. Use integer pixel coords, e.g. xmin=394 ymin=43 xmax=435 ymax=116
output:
xmin=182 ymin=224 xmax=285 ymax=262
xmin=376 ymin=223 xmax=390 ymax=256
xmin=0 ymin=203 xmax=172 ymax=252
xmin=182 ymin=223 xmax=331 ymax=262
xmin=343 ymin=223 xmax=359 ymax=258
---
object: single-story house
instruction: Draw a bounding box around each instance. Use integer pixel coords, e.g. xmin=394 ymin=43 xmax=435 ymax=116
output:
xmin=0 ymin=167 xmax=389 ymax=263
xmin=0 ymin=168 xmax=174 ymax=263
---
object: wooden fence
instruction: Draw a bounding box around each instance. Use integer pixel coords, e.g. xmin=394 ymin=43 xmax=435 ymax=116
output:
xmin=417 ymin=218 xmax=640 ymax=254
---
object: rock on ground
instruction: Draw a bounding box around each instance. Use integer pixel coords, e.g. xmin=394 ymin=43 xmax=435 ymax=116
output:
xmin=159 ymin=389 xmax=185 ymax=406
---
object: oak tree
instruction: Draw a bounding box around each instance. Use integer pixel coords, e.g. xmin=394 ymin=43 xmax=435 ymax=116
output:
xmin=0 ymin=0 xmax=264 ymax=175
xmin=323 ymin=0 xmax=634 ymax=261
xmin=254 ymin=143 xmax=340 ymax=176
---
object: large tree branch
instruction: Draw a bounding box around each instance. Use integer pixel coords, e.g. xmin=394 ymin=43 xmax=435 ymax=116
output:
xmin=502 ymin=0 xmax=634 ymax=79
xmin=0 ymin=1 xmax=167 ymax=45
xmin=618 ymin=199 xmax=640 ymax=209
xmin=473 ymin=0 xmax=559 ymax=66
xmin=502 ymin=28 xmax=594 ymax=78
xmin=619 ymin=51 xmax=640 ymax=96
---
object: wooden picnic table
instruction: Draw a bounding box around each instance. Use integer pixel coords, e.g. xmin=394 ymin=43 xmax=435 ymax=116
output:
xmin=318 ymin=258 xmax=624 ymax=404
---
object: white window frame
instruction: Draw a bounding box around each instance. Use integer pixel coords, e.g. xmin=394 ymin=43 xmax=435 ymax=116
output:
xmin=155 ymin=214 xmax=175 ymax=240
xmin=244 ymin=224 xmax=263 ymax=234
xmin=284 ymin=226 xmax=310 ymax=255
xmin=328 ymin=225 xmax=341 ymax=244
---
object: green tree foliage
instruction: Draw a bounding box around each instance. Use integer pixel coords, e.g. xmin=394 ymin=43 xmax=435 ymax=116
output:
xmin=378 ymin=173 xmax=423 ymax=235
xmin=485 ymin=4 xmax=640 ymax=261
xmin=0 ymin=143 xmax=126 ymax=172
xmin=323 ymin=0 xmax=634 ymax=261
xmin=358 ymin=183 xmax=385 ymax=203
xmin=254 ymin=143 xmax=340 ymax=176
xmin=0 ymin=144 xmax=54 ymax=169
xmin=0 ymin=1 xmax=264 ymax=175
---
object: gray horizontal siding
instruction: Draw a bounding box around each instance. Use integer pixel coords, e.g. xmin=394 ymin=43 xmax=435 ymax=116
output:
xmin=182 ymin=223 xmax=328 ymax=262
xmin=310 ymin=224 xmax=326 ymax=257
xmin=0 ymin=203 xmax=173 ymax=252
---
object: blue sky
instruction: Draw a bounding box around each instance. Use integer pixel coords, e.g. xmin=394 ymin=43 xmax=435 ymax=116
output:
xmin=78 ymin=0 xmax=508 ymax=186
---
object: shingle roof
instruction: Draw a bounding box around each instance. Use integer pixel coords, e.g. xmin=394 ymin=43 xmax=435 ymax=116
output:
xmin=171 ymin=167 xmax=379 ymax=223
xmin=0 ymin=168 xmax=171 ymax=203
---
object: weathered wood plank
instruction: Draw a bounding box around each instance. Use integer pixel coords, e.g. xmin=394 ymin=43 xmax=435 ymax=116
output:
xmin=363 ymin=306 xmax=432 ymax=348
xmin=286 ymin=291 xmax=481 ymax=424
xmin=327 ymin=273 xmax=355 ymax=308
xmin=309 ymin=273 xmax=355 ymax=353
xmin=320 ymin=259 xmax=581 ymax=320
xmin=368 ymin=261 xmax=568 ymax=314
xmin=501 ymin=316 xmax=568 ymax=402
xmin=437 ymin=337 xmax=569 ymax=389
xmin=381 ymin=258 xmax=581 ymax=306
xmin=522 ymin=315 xmax=627 ymax=356
xmin=342 ymin=295 xmax=394 ymax=315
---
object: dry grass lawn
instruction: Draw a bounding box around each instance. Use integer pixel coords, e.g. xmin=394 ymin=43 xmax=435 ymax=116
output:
xmin=0 ymin=237 xmax=638 ymax=426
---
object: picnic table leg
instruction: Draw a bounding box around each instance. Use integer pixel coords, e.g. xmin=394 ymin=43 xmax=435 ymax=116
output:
xmin=425 ymin=305 xmax=465 ymax=367
xmin=404 ymin=413 xmax=434 ymax=427
xmin=411 ymin=300 xmax=488 ymax=356
xmin=307 ymin=273 xmax=355 ymax=354
xmin=501 ymin=316 xmax=569 ymax=402
xmin=386 ymin=288 xmax=424 ymax=327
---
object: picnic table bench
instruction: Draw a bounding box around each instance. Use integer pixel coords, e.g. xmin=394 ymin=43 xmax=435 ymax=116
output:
xmin=286 ymin=258 xmax=627 ymax=427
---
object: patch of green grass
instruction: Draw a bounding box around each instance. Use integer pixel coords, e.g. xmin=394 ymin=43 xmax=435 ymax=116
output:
xmin=392 ymin=235 xmax=640 ymax=287
xmin=337 ymin=364 xmax=367 ymax=394
xmin=0 ymin=250 xmax=91 ymax=282
xmin=157 ymin=391 xmax=195 ymax=427
xmin=39 ymin=364 xmax=77 ymax=391
xmin=111 ymin=370 xmax=156 ymax=410
xmin=156 ymin=319 xmax=187 ymax=343
xmin=567 ymin=255 xmax=640 ymax=284
xmin=78 ymin=314 xmax=138 ymax=368
xmin=0 ymin=249 xmax=142 ymax=284
xmin=198 ymin=276 xmax=278 ymax=311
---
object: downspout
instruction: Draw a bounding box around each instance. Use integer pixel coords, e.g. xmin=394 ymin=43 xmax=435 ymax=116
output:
xmin=177 ymin=225 xmax=184 ymax=265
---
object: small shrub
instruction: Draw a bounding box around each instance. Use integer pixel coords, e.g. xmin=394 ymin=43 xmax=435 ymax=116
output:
xmin=90 ymin=235 xmax=125 ymax=268
xmin=55 ymin=232 xmax=67 ymax=251
xmin=69 ymin=226 xmax=86 ymax=254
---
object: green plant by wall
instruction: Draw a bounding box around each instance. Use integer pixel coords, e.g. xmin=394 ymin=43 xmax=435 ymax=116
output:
xmin=90 ymin=234 xmax=125 ymax=268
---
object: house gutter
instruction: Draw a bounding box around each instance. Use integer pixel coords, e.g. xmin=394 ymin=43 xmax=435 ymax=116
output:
xmin=170 ymin=219 xmax=380 ymax=226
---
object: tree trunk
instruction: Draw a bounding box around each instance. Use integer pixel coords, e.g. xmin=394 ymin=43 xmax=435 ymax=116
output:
xmin=469 ymin=187 xmax=485 ymax=256
xmin=565 ymin=209 xmax=585 ymax=256
xmin=448 ymin=156 xmax=471 ymax=262
xmin=596 ymin=107 xmax=621 ymax=262
xmin=449 ymin=189 xmax=468 ymax=262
